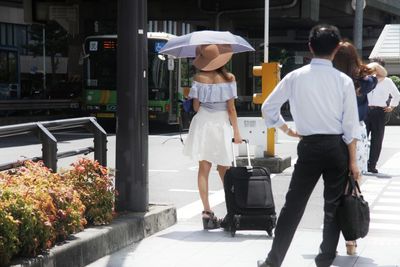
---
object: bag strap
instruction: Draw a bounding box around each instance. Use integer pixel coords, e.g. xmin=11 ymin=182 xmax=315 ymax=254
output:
xmin=345 ymin=175 xmax=362 ymax=196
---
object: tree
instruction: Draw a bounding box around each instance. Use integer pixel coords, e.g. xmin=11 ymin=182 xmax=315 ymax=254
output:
xmin=26 ymin=21 xmax=70 ymax=93
xmin=389 ymin=75 xmax=400 ymax=91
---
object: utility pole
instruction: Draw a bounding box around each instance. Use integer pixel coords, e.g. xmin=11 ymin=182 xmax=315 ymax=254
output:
xmin=353 ymin=0 xmax=364 ymax=55
xmin=115 ymin=0 xmax=149 ymax=212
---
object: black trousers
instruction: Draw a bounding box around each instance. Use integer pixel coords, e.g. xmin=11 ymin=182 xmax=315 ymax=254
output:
xmin=365 ymin=108 xmax=386 ymax=169
xmin=266 ymin=135 xmax=348 ymax=267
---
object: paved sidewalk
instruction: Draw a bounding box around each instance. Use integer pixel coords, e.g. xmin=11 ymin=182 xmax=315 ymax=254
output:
xmin=86 ymin=220 xmax=400 ymax=267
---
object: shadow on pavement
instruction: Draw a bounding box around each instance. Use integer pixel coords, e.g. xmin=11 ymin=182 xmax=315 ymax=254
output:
xmin=157 ymin=229 xmax=273 ymax=242
xmin=333 ymin=255 xmax=396 ymax=267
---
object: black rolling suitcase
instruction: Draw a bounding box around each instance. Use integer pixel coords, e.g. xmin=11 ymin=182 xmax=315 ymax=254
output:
xmin=223 ymin=139 xmax=277 ymax=237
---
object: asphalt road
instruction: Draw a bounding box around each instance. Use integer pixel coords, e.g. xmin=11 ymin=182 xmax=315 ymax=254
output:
xmin=1 ymin=122 xmax=400 ymax=236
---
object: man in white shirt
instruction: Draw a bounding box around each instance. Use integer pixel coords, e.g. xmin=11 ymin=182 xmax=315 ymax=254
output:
xmin=365 ymin=60 xmax=400 ymax=173
xmin=257 ymin=25 xmax=360 ymax=267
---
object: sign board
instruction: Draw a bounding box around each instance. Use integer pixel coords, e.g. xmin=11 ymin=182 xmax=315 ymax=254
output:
xmin=237 ymin=117 xmax=267 ymax=158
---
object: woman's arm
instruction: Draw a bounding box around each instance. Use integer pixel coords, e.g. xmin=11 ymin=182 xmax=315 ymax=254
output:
xmin=358 ymin=75 xmax=378 ymax=95
xmin=227 ymin=98 xmax=242 ymax=144
xmin=193 ymin=98 xmax=200 ymax=112
xmin=367 ymin=62 xmax=387 ymax=81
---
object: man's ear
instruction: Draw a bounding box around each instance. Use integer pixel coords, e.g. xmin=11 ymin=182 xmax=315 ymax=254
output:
xmin=308 ymin=43 xmax=314 ymax=55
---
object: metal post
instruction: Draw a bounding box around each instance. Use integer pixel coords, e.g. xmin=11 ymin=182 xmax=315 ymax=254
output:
xmin=89 ymin=117 xmax=107 ymax=167
xmin=264 ymin=0 xmax=275 ymax=156
xmin=115 ymin=0 xmax=149 ymax=212
xmin=42 ymin=25 xmax=46 ymax=96
xmin=36 ymin=123 xmax=57 ymax=172
xmin=353 ymin=0 xmax=364 ymax=55
xmin=264 ymin=0 xmax=269 ymax=63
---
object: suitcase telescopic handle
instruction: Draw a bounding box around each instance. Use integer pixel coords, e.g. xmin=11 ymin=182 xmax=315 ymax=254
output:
xmin=231 ymin=138 xmax=252 ymax=168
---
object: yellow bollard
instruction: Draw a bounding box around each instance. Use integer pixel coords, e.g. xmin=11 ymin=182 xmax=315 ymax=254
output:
xmin=252 ymin=62 xmax=280 ymax=157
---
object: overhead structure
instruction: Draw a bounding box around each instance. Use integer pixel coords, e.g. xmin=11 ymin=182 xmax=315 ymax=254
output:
xmin=369 ymin=24 xmax=400 ymax=75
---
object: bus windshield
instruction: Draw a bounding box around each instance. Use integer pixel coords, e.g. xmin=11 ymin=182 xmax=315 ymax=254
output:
xmin=85 ymin=39 xmax=117 ymax=90
xmin=148 ymin=39 xmax=169 ymax=100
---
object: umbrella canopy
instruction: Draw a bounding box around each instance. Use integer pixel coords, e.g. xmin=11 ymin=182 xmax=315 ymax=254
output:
xmin=159 ymin=30 xmax=255 ymax=58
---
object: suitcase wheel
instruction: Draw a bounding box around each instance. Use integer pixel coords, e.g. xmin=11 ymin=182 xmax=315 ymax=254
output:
xmin=267 ymin=229 xmax=273 ymax=237
xmin=230 ymin=229 xmax=236 ymax=237
xmin=230 ymin=215 xmax=240 ymax=237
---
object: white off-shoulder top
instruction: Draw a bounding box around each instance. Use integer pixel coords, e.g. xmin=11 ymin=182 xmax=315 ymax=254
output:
xmin=188 ymin=81 xmax=238 ymax=111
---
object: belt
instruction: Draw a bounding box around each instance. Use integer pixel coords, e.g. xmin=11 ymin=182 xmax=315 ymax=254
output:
xmin=301 ymin=134 xmax=342 ymax=142
xmin=368 ymin=106 xmax=385 ymax=109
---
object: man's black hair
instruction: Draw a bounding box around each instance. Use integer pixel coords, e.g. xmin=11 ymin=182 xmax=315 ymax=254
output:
xmin=370 ymin=57 xmax=386 ymax=67
xmin=309 ymin=24 xmax=341 ymax=57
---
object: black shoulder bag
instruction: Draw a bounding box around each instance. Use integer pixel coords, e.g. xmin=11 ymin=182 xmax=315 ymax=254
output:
xmin=336 ymin=175 xmax=370 ymax=241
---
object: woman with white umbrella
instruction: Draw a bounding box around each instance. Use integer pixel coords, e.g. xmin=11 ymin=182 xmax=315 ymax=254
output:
xmin=182 ymin=44 xmax=243 ymax=229
xmin=159 ymin=30 xmax=254 ymax=229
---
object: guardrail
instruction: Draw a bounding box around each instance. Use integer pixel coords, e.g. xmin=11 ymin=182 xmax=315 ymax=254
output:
xmin=0 ymin=99 xmax=80 ymax=111
xmin=0 ymin=117 xmax=107 ymax=172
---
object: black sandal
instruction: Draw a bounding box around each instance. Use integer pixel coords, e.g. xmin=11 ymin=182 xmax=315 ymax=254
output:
xmin=202 ymin=211 xmax=221 ymax=230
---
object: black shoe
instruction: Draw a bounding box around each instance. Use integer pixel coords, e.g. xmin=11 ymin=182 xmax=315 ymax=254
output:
xmin=257 ymin=260 xmax=273 ymax=267
xmin=368 ymin=167 xmax=378 ymax=173
xmin=202 ymin=211 xmax=221 ymax=230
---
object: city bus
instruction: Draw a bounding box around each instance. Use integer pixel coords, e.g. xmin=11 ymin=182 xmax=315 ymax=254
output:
xmin=82 ymin=32 xmax=189 ymax=126
xmin=0 ymin=46 xmax=20 ymax=100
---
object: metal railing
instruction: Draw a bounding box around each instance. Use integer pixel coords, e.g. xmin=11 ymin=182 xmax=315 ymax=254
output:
xmin=0 ymin=117 xmax=107 ymax=172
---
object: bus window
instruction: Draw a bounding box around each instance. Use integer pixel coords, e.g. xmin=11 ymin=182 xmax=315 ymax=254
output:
xmin=87 ymin=53 xmax=116 ymax=89
xmin=148 ymin=39 xmax=169 ymax=101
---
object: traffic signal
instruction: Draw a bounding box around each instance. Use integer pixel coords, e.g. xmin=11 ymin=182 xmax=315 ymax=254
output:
xmin=252 ymin=62 xmax=280 ymax=156
xmin=252 ymin=62 xmax=280 ymax=104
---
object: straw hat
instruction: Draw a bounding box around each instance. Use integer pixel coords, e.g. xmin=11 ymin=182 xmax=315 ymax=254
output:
xmin=193 ymin=44 xmax=233 ymax=71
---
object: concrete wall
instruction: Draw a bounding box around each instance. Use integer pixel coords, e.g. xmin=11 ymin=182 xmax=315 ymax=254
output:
xmin=387 ymin=63 xmax=400 ymax=76
xmin=0 ymin=6 xmax=24 ymax=24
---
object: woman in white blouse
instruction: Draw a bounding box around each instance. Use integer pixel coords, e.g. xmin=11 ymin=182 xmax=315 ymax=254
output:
xmin=183 ymin=44 xmax=242 ymax=229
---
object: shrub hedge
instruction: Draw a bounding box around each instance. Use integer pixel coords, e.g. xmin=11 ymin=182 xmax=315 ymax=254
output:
xmin=389 ymin=75 xmax=400 ymax=91
xmin=0 ymin=158 xmax=115 ymax=266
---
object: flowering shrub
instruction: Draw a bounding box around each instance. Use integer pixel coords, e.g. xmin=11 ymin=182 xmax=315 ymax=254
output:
xmin=63 ymin=158 xmax=116 ymax=225
xmin=0 ymin=195 xmax=19 ymax=267
xmin=0 ymin=158 xmax=114 ymax=265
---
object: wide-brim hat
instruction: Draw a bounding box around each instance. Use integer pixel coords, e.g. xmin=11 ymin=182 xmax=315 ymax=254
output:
xmin=193 ymin=44 xmax=233 ymax=71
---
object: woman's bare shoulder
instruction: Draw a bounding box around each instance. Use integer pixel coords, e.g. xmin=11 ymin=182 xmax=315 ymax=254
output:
xmin=194 ymin=71 xmax=216 ymax=83
xmin=193 ymin=73 xmax=208 ymax=82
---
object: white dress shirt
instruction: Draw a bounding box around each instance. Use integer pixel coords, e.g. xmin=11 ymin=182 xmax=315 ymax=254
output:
xmin=261 ymin=58 xmax=360 ymax=144
xmin=367 ymin=77 xmax=400 ymax=107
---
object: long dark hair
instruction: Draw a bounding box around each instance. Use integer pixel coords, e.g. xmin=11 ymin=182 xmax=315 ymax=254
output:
xmin=333 ymin=41 xmax=373 ymax=94
xmin=215 ymin=66 xmax=234 ymax=82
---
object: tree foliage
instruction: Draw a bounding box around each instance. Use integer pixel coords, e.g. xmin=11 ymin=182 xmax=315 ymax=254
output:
xmin=26 ymin=21 xmax=70 ymax=90
xmin=389 ymin=75 xmax=400 ymax=91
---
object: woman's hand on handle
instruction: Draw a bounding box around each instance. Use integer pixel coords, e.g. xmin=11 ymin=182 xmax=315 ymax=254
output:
xmin=233 ymin=133 xmax=243 ymax=144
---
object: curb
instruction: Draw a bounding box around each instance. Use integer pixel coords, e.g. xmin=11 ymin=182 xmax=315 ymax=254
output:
xmin=11 ymin=204 xmax=177 ymax=267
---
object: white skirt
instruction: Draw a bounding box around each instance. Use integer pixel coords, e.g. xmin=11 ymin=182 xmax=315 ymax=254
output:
xmin=356 ymin=121 xmax=369 ymax=173
xmin=183 ymin=107 xmax=233 ymax=166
